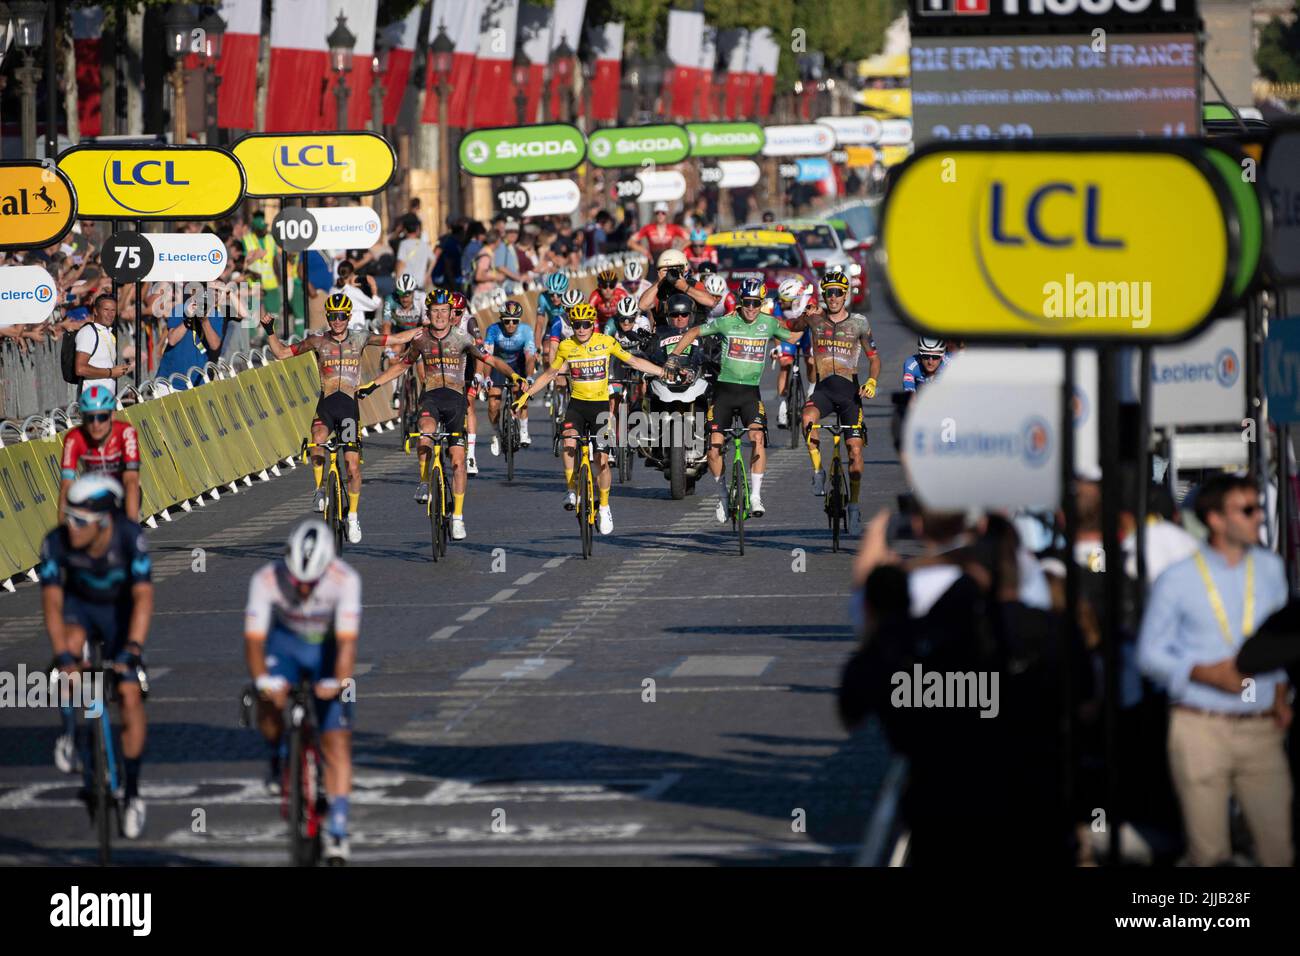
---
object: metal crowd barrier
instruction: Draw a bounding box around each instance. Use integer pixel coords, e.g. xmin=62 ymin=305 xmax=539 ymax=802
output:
xmin=0 ymin=337 xmax=76 ymax=423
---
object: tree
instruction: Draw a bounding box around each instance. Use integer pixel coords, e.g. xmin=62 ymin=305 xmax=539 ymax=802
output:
xmin=1257 ymin=4 xmax=1300 ymax=85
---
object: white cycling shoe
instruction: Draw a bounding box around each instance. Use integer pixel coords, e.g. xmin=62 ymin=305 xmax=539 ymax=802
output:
xmin=122 ymin=797 xmax=146 ymax=839
xmin=466 ymin=456 xmax=479 ymax=476
xmin=490 ymin=435 xmax=501 ymax=457
xmin=451 ymin=516 xmax=467 ymax=540
xmin=54 ymin=734 xmax=80 ymax=774
xmin=346 ymin=514 xmax=362 ymax=544
xmin=564 ymin=490 xmax=577 ymax=511
xmin=750 ymin=493 xmax=766 ymax=517
xmin=777 ymin=400 xmax=789 ymax=428
xmin=313 ymin=489 xmax=326 ymax=513
xmin=811 ymin=470 xmax=827 ymax=497
xmin=846 ymin=504 xmax=861 ymax=535
xmin=715 ymin=496 xmax=729 ymax=524
xmin=598 ymin=506 xmax=613 ymax=535
xmin=414 ymin=482 xmax=429 ymax=504
xmin=519 ymin=424 xmax=531 ymax=446
xmin=324 ymin=833 xmax=350 ymax=865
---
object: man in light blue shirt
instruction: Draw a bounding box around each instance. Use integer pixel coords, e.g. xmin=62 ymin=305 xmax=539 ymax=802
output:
xmin=1137 ymin=473 xmax=1293 ymax=866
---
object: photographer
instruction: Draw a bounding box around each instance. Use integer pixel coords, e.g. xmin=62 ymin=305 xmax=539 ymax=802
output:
xmin=637 ymin=249 xmax=718 ymax=326
xmin=156 ymin=286 xmax=230 ymax=390
xmin=329 ymin=260 xmax=382 ymax=332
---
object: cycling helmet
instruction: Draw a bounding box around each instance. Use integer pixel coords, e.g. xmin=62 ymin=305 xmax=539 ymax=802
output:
xmin=777 ymin=277 xmax=805 ymax=303
xmin=917 ymin=337 xmax=946 ymax=357
xmin=737 ymin=277 xmax=766 ymax=301
xmin=623 ymin=259 xmax=644 ymax=282
xmin=426 ymin=287 xmax=452 ymax=307
xmin=284 ymin=519 xmax=335 ymax=584
xmin=78 ymin=384 xmax=116 ymax=414
xmin=703 ymin=274 xmax=728 ymax=298
xmin=560 ymin=288 xmax=582 ymax=309
xmin=665 ymin=293 xmax=694 ymax=317
xmin=616 ymin=296 xmax=640 ymax=320
xmin=499 ymin=300 xmax=524 ymax=320
xmin=690 ymin=228 xmax=708 ymax=244
xmin=66 ymin=474 xmax=124 ymax=514
xmin=657 ymin=248 xmax=688 ymax=270
xmin=597 ymin=266 xmax=618 ymax=285
xmin=324 ymin=292 xmax=353 ymax=317
xmin=395 ymin=274 xmax=418 ymax=295
xmin=696 ymin=261 xmax=717 ymax=275
xmin=449 ymin=291 xmax=468 ymax=311
xmin=568 ymin=303 xmax=598 ymax=325
xmin=820 ymin=268 xmax=851 ymax=293
xmin=546 ymin=272 xmax=570 ymax=295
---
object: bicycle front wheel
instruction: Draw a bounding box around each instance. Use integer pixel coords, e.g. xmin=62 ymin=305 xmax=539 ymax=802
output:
xmin=829 ymin=461 xmax=848 ymax=553
xmin=328 ymin=469 xmax=345 ymax=554
xmin=730 ymin=467 xmax=746 ymax=557
xmin=91 ymin=711 xmax=113 ymax=865
xmin=503 ymin=407 xmax=516 ymax=484
xmin=576 ymin=463 xmax=593 ymax=559
xmin=788 ymin=376 xmax=804 ymax=449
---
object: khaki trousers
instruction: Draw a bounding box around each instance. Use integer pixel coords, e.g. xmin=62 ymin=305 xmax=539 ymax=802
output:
xmin=1168 ymin=707 xmax=1293 ymax=866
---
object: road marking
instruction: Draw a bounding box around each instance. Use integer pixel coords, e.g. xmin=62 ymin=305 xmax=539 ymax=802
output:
xmin=671 ymin=655 xmax=776 ymax=678
xmin=512 ymin=572 xmax=543 ymax=586
xmin=458 ymin=657 xmax=571 ymax=681
xmin=542 ymin=557 xmax=568 ymax=569
xmin=457 ymin=607 xmax=490 ymax=623
xmin=429 ymin=625 xmax=462 ymax=641
xmin=487 ymin=589 xmax=517 ymax=603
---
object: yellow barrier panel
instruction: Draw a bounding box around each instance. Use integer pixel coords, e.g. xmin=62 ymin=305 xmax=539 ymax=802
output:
xmin=210 ymin=378 xmax=265 ymax=478
xmin=282 ymin=356 xmax=321 ymax=438
xmin=0 ymin=510 xmax=25 ymax=580
xmin=29 ymin=436 xmax=68 ymax=508
xmin=260 ymin=362 xmax=308 ymax=452
xmin=240 ymin=367 xmax=296 ymax=463
xmin=122 ymin=403 xmax=188 ymax=515
xmin=156 ymin=392 xmax=222 ymax=497
xmin=142 ymin=400 xmax=201 ymax=503
xmin=0 ymin=442 xmax=57 ymax=569
xmin=194 ymin=383 xmax=259 ymax=481
xmin=179 ymin=388 xmax=238 ymax=487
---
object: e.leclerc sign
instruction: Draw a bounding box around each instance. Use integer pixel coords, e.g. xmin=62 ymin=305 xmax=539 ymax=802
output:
xmin=459 ymin=124 xmax=586 ymax=177
xmin=880 ymin=143 xmax=1239 ymax=342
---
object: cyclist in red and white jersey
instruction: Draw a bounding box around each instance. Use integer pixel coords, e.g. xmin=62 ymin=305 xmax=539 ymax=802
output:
xmin=59 ymin=385 xmax=140 ymax=522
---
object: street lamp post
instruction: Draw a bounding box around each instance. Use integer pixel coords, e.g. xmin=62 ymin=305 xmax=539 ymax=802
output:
xmin=199 ymin=8 xmax=226 ymax=145
xmin=625 ymin=52 xmax=643 ymax=121
xmin=11 ymin=0 xmax=43 ymax=158
xmin=646 ymin=51 xmax=670 ymax=118
xmin=430 ymin=23 xmax=456 ymax=221
xmin=512 ymin=47 xmax=529 ymax=125
xmin=327 ymin=12 xmax=356 ymax=131
xmin=371 ymin=37 xmax=389 ymax=133
xmin=163 ymin=3 xmax=197 ymax=143
xmin=551 ymin=34 xmax=574 ymax=123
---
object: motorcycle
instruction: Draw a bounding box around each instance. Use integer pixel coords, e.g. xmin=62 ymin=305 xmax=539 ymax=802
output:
xmin=643 ymin=363 xmax=712 ymax=499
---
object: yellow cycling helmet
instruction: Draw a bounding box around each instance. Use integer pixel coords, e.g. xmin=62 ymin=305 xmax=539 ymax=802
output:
xmin=568 ymin=302 xmax=598 ymax=325
xmin=820 ymin=268 xmax=850 ymax=293
xmin=324 ymin=292 xmax=353 ymax=317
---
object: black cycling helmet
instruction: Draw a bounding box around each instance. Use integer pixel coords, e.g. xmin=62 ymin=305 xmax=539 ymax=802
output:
xmin=665 ymin=293 xmax=693 ymax=317
xmin=696 ymin=261 xmax=717 ymax=275
xmin=499 ymin=300 xmax=524 ymax=321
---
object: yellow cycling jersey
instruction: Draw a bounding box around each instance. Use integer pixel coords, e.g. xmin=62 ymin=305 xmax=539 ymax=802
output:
xmin=552 ymin=332 xmax=633 ymax=403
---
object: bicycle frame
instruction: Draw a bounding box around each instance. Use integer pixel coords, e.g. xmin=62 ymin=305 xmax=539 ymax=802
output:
xmin=809 ymin=418 xmax=852 ymax=552
xmin=303 ymin=438 xmax=352 ymax=549
xmin=86 ymin=639 xmax=120 ymax=866
xmin=407 ymin=427 xmax=456 ymax=561
xmin=284 ymin=678 xmax=324 ymax=867
xmin=717 ymin=423 xmax=751 ymax=555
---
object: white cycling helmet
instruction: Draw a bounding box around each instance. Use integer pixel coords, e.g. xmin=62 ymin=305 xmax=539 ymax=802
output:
xmin=777 ymin=277 xmax=805 ymax=303
xmin=917 ymin=337 xmax=946 ymax=357
xmin=560 ymin=288 xmax=583 ymax=309
xmin=284 ymin=519 xmax=335 ymax=583
xmin=623 ymin=258 xmax=644 ymax=282
xmin=395 ymin=274 xmax=418 ymax=295
xmin=703 ymin=274 xmax=728 ymax=298
xmin=66 ymin=474 xmax=124 ymax=514
xmin=616 ymin=295 xmax=640 ymax=320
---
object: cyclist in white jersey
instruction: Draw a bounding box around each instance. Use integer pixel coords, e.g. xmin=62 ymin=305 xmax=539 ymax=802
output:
xmin=244 ymin=520 xmax=361 ymax=864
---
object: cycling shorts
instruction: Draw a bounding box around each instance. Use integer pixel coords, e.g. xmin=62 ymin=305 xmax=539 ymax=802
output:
xmin=313 ymin=393 xmax=363 ymax=447
xmin=418 ymin=388 xmax=468 ymax=446
xmin=64 ymin=596 xmax=140 ymax=682
xmin=806 ymin=377 xmax=865 ymax=440
xmin=562 ymin=398 xmax=611 ymax=452
xmin=708 ymin=383 xmax=767 ymax=434
xmin=265 ymin=627 xmax=353 ymax=732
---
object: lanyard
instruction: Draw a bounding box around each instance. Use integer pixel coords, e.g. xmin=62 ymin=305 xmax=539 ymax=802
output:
xmin=1192 ymin=551 xmax=1254 ymax=648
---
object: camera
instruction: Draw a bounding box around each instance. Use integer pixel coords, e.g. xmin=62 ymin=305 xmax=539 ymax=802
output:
xmin=663 ymin=265 xmax=684 ymax=282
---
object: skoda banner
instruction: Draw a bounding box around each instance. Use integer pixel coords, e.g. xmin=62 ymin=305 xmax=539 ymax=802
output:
xmin=0 ymin=265 xmax=58 ymax=324
xmin=588 ymin=125 xmax=690 ymax=168
xmin=1128 ymin=316 xmax=1246 ymax=427
xmin=685 ymin=122 xmax=765 ymax=157
xmin=816 ymin=116 xmax=884 ymax=146
xmin=881 ymin=144 xmax=1239 ymax=342
xmin=141 ymin=233 xmax=228 ymax=283
xmin=761 ymin=124 xmax=836 ymax=157
xmin=459 ymin=124 xmax=586 ymax=177
xmin=232 ymin=132 xmax=396 ymax=198
xmin=306 ymin=206 xmax=383 ymax=251
xmin=58 ymin=145 xmax=245 ymax=221
xmin=0 ymin=162 xmax=77 ymax=251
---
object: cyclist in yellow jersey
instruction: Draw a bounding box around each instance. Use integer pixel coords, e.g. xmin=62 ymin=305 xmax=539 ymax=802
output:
xmin=514 ymin=303 xmax=665 ymax=534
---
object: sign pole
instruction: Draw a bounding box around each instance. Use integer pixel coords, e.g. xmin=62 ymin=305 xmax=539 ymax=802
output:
xmin=134 ymin=219 xmax=143 ymax=389
xmin=1134 ymin=346 xmax=1152 ymax=600
xmin=1098 ymin=345 xmax=1124 ymax=866
xmin=1247 ymin=292 xmax=1268 ymax=537
xmin=280 ymin=195 xmax=291 ymax=340
xmin=1059 ymin=347 xmax=1078 ymax=838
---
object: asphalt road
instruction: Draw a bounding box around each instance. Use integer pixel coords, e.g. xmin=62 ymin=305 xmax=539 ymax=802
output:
xmin=0 ymin=282 xmax=914 ymax=866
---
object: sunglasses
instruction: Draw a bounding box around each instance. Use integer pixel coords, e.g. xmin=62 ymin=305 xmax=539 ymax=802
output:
xmin=823 ymin=288 xmax=846 ymax=298
xmin=327 ymin=312 xmax=350 ymax=321
xmin=920 ymin=354 xmax=942 ymax=362
xmin=67 ymin=510 xmax=109 ymax=529
xmin=501 ymin=319 xmax=520 ymax=326
xmin=572 ymin=320 xmax=595 ymax=330
xmin=598 ymin=280 xmax=616 ymax=287
xmin=1234 ymin=504 xmax=1261 ymax=517
xmin=740 ymin=298 xmax=762 ymax=308
xmin=83 ymin=412 xmax=112 ymax=424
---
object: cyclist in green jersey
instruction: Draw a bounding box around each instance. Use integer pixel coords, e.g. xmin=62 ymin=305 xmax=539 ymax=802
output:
xmin=665 ymin=278 xmax=804 ymax=521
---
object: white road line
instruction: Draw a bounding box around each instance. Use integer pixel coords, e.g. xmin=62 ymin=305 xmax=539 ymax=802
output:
xmin=457 ymin=607 xmax=489 ymax=623
xmin=429 ymin=625 xmax=462 ymax=641
xmin=542 ymin=557 xmax=568 ymax=569
xmin=512 ymin=572 xmax=543 ymax=586
xmin=487 ymin=588 xmax=517 ymax=602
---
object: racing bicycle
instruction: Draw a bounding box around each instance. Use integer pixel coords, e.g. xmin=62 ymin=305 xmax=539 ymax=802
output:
xmin=571 ymin=429 xmax=600 ymax=559
xmin=718 ymin=422 xmax=752 ymax=557
xmin=302 ymin=438 xmax=352 ymax=554
xmin=407 ymin=427 xmax=456 ymax=562
xmin=811 ymin=418 xmax=853 ymax=552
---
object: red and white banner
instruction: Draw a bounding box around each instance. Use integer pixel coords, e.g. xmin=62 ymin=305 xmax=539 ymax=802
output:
xmin=721 ymin=30 xmax=752 ymax=120
xmin=267 ymin=0 xmax=377 ymax=131
xmin=749 ymin=27 xmax=780 ymax=118
xmin=73 ymin=7 xmax=105 ymax=138
xmin=586 ymin=21 xmax=623 ymax=123
xmin=517 ymin=4 xmax=551 ymax=125
xmin=423 ymin=0 xmax=481 ymax=127
xmin=665 ymin=10 xmax=703 ymax=120
xmin=215 ymin=0 xmax=261 ymax=131
xmin=380 ymin=5 xmax=423 ymax=125
xmin=465 ymin=0 xmax=519 ymax=128
xmin=697 ymin=28 xmax=718 ymax=120
xmin=546 ymin=0 xmax=586 ymax=120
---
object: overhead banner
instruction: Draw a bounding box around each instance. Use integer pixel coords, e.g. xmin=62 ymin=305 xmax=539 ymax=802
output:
xmin=796 ymin=158 xmax=832 ymax=183
xmin=637 ymin=170 xmax=687 ymax=204
xmin=700 ymin=160 xmax=762 ymax=189
xmin=881 ymin=144 xmax=1238 ymax=343
xmin=1265 ymin=317 xmax=1300 ymax=424
xmin=909 ymin=0 xmax=1201 ymax=36
xmin=878 ymin=119 xmax=913 ymax=147
xmin=686 ymin=122 xmax=765 ymax=157
xmin=459 ymin=124 xmax=586 ymax=177
xmin=761 ymin=124 xmax=835 ymax=157
xmin=588 ymin=125 xmax=690 ymax=168
xmin=232 ymin=132 xmax=397 ymax=198
xmin=1262 ymin=127 xmax=1300 ymax=283
xmin=306 ymin=206 xmax=383 ymax=251
xmin=58 ymin=146 xmax=244 ymax=221
xmin=0 ymin=162 xmax=77 ymax=251
xmin=496 ymin=179 xmax=581 ymax=217
xmin=816 ymin=116 xmax=883 ymax=146
xmin=1133 ymin=316 xmax=1246 ymax=427
xmin=141 ymin=233 xmax=228 ymax=283
xmin=0 ymin=265 xmax=57 ymax=324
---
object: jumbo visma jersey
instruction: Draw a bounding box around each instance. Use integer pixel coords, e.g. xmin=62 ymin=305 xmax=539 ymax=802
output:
xmin=699 ymin=311 xmax=799 ymax=386
xmin=552 ymin=333 xmax=633 ymax=403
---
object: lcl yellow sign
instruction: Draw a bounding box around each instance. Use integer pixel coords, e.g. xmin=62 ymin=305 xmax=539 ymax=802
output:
xmin=0 ymin=162 xmax=77 ymax=250
xmin=232 ymin=132 xmax=396 ymax=198
xmin=881 ymin=145 xmax=1237 ymax=342
xmin=59 ymin=146 xmax=245 ymax=220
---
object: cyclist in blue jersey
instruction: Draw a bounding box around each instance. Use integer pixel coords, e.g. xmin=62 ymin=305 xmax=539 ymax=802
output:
xmin=485 ymin=300 xmax=538 ymax=452
xmin=534 ymin=272 xmax=570 ymax=356
xmin=39 ymin=474 xmax=154 ymax=840
xmin=902 ymin=337 xmax=949 ymax=393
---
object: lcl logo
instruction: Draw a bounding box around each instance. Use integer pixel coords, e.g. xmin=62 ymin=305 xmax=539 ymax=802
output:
xmin=273 ymin=143 xmax=352 ymax=190
xmin=277 ymin=145 xmax=348 ymax=167
xmin=110 ymin=160 xmax=190 ymax=186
